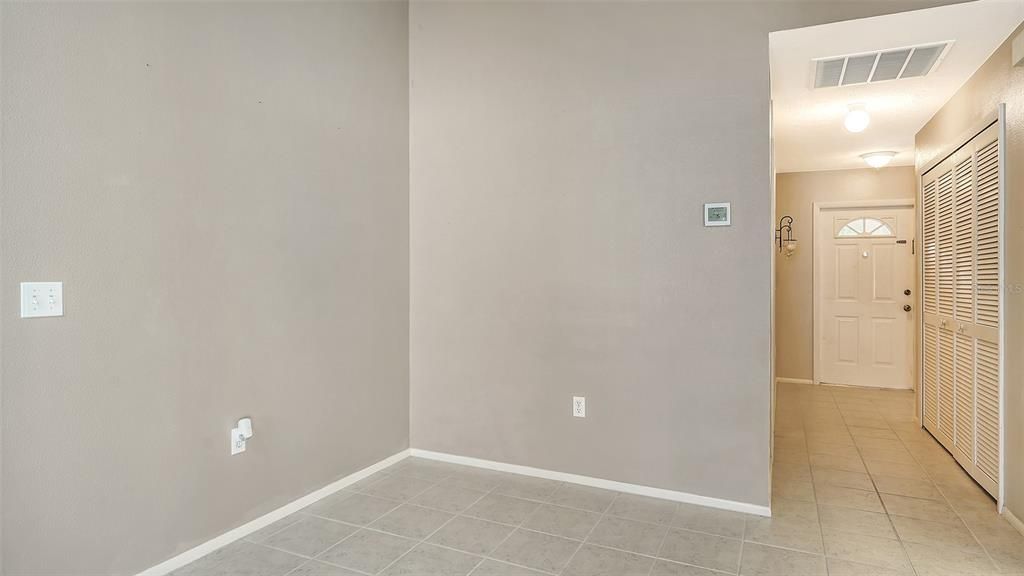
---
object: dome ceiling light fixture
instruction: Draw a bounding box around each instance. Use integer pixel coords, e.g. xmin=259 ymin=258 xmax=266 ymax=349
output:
xmin=844 ymin=103 xmax=870 ymax=133
xmin=861 ymin=151 xmax=897 ymax=168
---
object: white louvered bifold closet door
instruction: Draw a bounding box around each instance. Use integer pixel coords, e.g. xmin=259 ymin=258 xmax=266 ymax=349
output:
xmin=920 ymin=121 xmax=1001 ymax=498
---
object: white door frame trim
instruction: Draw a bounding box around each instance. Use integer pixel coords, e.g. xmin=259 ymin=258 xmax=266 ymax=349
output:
xmin=997 ymin=104 xmax=1006 ymax=512
xmin=812 ymin=198 xmax=916 ymax=386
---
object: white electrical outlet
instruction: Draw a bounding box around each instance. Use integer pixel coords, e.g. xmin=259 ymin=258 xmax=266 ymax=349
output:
xmin=20 ymin=282 xmax=63 ymax=318
xmin=230 ymin=427 xmax=246 ymax=455
xmin=573 ymin=396 xmax=586 ymax=418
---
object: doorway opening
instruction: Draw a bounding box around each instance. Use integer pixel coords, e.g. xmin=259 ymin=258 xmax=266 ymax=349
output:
xmin=768 ymin=2 xmax=1024 ymax=571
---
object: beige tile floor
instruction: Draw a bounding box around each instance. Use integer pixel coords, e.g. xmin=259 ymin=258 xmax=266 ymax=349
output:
xmin=772 ymin=382 xmax=1024 ymax=576
xmin=173 ymin=383 xmax=1024 ymax=575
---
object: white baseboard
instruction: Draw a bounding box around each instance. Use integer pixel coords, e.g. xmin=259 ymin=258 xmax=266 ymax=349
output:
xmin=137 ymin=449 xmax=411 ymax=576
xmin=775 ymin=377 xmax=814 ymax=386
xmin=409 ymin=448 xmax=771 ymax=517
xmin=1004 ymin=506 xmax=1024 ymax=537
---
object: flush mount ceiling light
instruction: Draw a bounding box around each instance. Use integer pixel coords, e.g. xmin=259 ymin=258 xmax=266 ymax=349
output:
xmin=844 ymin=104 xmax=870 ymax=133
xmin=861 ymin=151 xmax=897 ymax=168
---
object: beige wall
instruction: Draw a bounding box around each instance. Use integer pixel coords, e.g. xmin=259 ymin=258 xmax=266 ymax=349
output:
xmin=409 ymin=0 xmax=963 ymax=508
xmin=775 ymin=167 xmax=918 ymax=381
xmin=1 ymin=2 xmax=409 ymax=573
xmin=915 ymin=23 xmax=1024 ymax=521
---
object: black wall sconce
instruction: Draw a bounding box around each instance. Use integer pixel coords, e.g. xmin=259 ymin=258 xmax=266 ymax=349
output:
xmin=776 ymin=215 xmax=797 ymax=257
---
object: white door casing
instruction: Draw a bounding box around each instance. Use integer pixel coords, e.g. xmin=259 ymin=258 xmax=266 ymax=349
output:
xmin=815 ymin=202 xmax=916 ymax=389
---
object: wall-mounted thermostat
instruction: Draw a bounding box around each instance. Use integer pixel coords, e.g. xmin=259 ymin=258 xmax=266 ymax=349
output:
xmin=704 ymin=202 xmax=731 ymax=227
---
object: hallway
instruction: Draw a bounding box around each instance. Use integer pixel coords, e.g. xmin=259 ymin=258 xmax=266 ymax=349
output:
xmin=774 ymin=382 xmax=1024 ymax=575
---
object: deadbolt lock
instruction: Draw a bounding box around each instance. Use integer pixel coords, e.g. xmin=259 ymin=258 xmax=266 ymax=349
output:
xmin=903 ymin=305 xmax=912 ymax=312
xmin=904 ymin=289 xmax=911 ymax=296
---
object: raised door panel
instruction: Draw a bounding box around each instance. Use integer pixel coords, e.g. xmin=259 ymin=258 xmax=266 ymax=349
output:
xmin=835 ymin=245 xmax=860 ymax=300
xmin=872 ymin=244 xmax=896 ymax=301
xmin=871 ymin=318 xmax=895 ymax=367
xmin=836 ymin=317 xmax=860 ymax=364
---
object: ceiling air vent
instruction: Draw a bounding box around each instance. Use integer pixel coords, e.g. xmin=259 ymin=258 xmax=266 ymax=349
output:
xmin=813 ymin=42 xmax=952 ymax=88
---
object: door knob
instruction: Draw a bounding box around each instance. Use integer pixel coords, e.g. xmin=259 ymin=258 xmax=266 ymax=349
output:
xmin=904 ymin=305 xmax=912 ymax=312
xmin=904 ymin=289 xmax=912 ymax=296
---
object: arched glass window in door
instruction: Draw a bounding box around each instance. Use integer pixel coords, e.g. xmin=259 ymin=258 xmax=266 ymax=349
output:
xmin=836 ymin=217 xmax=895 ymax=238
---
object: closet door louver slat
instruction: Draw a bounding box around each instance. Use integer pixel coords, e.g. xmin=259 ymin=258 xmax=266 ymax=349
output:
xmin=975 ymin=338 xmax=999 ymax=488
xmin=923 ymin=323 xmax=939 ymax=430
xmin=938 ymin=328 xmax=955 ymax=444
xmin=923 ymin=180 xmax=937 ymax=315
xmin=953 ymin=333 xmax=975 ymax=463
xmin=936 ymin=170 xmax=954 ymax=319
xmin=975 ymin=139 xmax=999 ymax=329
xmin=954 ymin=157 xmax=975 ymax=323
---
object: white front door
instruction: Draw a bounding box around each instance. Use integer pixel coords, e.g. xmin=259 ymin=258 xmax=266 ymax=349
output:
xmin=817 ymin=206 xmax=915 ymax=389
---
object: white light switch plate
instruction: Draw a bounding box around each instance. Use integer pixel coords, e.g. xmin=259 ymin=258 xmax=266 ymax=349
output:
xmin=20 ymin=282 xmax=63 ymax=318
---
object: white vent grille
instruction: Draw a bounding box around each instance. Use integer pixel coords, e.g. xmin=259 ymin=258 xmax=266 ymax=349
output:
xmin=813 ymin=42 xmax=951 ymax=88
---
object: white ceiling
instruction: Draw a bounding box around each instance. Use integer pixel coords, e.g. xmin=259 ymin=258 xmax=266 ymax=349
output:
xmin=770 ymin=0 xmax=1024 ymax=173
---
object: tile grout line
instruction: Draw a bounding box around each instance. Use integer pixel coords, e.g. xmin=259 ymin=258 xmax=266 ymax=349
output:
xmin=354 ymin=470 xmax=593 ymax=575
xmin=268 ymin=480 xmax=413 ymax=576
xmin=873 ymin=396 xmax=924 ymax=576
xmin=646 ymin=504 xmax=674 ymax=576
xmin=272 ymin=463 xmax=477 ymax=575
xmin=254 ymin=462 xmax=769 ymax=575
xmin=279 ymin=464 xmax=452 ymax=576
xmin=834 ymin=390 xmax=921 ymax=576
xmin=890 ymin=403 xmax=1002 ymax=573
xmin=735 ymin=526 xmax=746 ymax=576
xmin=466 ymin=481 xmax=563 ymax=575
xmin=369 ymin=468 xmax=498 ymax=576
xmin=805 ymin=387 xmax=829 ymax=576
xmin=339 ymin=482 xmax=752 ymax=572
xmin=792 ymin=385 xmax=945 ymax=574
xmin=557 ymin=490 xmax=620 ymax=575
xmin=828 ymin=385 xmax=1003 ymax=574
